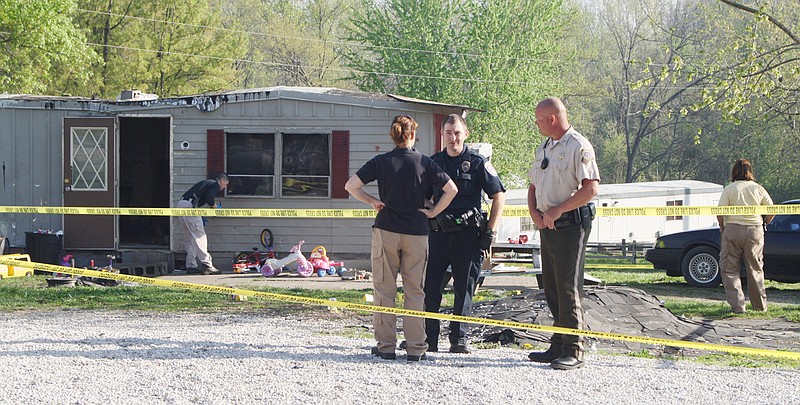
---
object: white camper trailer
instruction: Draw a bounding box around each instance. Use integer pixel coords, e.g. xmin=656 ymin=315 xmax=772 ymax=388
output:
xmin=497 ymin=180 xmax=723 ymax=246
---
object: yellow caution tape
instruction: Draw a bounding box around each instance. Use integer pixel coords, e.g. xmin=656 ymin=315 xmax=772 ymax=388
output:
xmin=0 ymin=206 xmax=377 ymax=218
xmin=2 ymin=204 xmax=799 ymax=217
xmin=596 ymin=204 xmax=800 ymax=217
xmin=2 ymin=257 xmax=797 ymax=360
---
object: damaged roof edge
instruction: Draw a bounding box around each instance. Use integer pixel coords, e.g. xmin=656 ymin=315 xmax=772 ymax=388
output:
xmin=387 ymin=93 xmax=484 ymax=112
xmin=0 ymin=86 xmax=482 ymax=112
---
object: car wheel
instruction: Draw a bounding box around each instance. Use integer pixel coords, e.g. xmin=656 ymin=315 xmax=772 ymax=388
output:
xmin=681 ymin=246 xmax=721 ymax=287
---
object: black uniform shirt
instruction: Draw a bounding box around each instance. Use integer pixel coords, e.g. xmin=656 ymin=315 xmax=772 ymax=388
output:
xmin=181 ymin=179 xmax=221 ymax=208
xmin=356 ymin=147 xmax=451 ymax=235
xmin=430 ymin=146 xmax=505 ymax=214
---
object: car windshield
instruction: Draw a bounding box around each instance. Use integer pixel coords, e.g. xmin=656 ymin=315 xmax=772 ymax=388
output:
xmin=767 ymin=214 xmax=800 ymax=232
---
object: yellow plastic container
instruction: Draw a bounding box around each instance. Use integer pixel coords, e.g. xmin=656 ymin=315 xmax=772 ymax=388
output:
xmin=0 ymin=254 xmax=34 ymax=279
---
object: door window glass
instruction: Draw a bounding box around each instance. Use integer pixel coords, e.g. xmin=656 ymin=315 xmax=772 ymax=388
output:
xmin=70 ymin=127 xmax=108 ymax=191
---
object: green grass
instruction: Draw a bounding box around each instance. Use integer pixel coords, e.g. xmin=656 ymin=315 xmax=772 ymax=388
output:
xmin=0 ymin=275 xmax=511 ymax=313
xmin=0 ymin=275 xmax=373 ymax=312
xmin=586 ymin=267 xmax=800 ymax=321
xmin=694 ymin=353 xmax=800 ymax=369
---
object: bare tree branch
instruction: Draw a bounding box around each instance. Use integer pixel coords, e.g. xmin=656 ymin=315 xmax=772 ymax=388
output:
xmin=717 ymin=0 xmax=800 ymax=44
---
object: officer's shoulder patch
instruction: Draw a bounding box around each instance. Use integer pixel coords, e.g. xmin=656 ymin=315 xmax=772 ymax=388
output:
xmin=581 ymin=149 xmax=595 ymax=164
xmin=485 ymin=162 xmax=498 ymax=176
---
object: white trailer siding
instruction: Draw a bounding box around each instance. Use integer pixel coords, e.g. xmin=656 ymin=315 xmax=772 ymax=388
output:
xmin=499 ymin=180 xmax=723 ymax=245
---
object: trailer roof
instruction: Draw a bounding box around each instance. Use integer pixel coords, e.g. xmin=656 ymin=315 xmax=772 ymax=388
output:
xmin=0 ymin=86 xmax=481 ymax=112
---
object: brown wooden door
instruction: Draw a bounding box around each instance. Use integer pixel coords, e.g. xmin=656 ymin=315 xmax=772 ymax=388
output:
xmin=62 ymin=117 xmax=116 ymax=249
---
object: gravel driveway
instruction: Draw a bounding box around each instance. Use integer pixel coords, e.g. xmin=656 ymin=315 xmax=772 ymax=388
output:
xmin=2 ymin=310 xmax=798 ymax=404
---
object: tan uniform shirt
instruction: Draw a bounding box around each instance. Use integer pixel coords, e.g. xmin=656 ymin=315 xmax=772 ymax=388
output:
xmin=528 ymin=128 xmax=600 ymax=211
xmin=718 ymin=180 xmax=773 ymax=226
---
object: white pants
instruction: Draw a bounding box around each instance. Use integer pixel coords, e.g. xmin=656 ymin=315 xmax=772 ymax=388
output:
xmin=177 ymin=199 xmax=213 ymax=269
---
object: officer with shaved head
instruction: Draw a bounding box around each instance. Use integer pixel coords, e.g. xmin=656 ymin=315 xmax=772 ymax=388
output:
xmin=527 ymin=97 xmax=600 ymax=370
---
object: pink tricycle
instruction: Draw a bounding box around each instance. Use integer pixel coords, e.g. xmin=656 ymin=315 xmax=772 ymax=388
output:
xmin=260 ymin=240 xmax=315 ymax=277
xmin=309 ymin=245 xmax=346 ymax=277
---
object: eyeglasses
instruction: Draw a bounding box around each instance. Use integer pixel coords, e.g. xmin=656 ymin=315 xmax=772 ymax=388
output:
xmin=540 ymin=139 xmax=550 ymax=170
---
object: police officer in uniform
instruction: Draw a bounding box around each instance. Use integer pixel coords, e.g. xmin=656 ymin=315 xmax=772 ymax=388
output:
xmin=424 ymin=114 xmax=505 ymax=354
xmin=527 ymin=97 xmax=599 ymax=370
xmin=345 ymin=115 xmax=457 ymax=362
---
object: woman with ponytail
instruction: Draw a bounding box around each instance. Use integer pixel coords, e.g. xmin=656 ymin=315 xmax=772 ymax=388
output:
xmin=346 ymin=114 xmax=457 ymax=362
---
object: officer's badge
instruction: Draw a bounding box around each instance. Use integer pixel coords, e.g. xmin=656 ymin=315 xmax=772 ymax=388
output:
xmin=461 ymin=160 xmax=471 ymax=173
xmin=581 ymin=149 xmax=595 ymax=163
xmin=485 ymin=162 xmax=498 ymax=176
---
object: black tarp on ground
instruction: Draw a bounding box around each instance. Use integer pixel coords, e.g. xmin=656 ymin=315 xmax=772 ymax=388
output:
xmin=445 ymin=286 xmax=799 ymax=356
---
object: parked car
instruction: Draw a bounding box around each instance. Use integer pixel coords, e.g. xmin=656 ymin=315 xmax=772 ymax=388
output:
xmin=645 ymin=200 xmax=800 ymax=287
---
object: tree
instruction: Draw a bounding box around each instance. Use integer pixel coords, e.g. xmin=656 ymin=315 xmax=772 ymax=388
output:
xmin=647 ymin=0 xmax=800 ymax=199
xmin=571 ymin=0 xmax=723 ymax=183
xmin=223 ymin=0 xmax=356 ymax=88
xmin=692 ymin=1 xmax=800 ymax=120
xmin=74 ymin=0 xmax=247 ymax=98
xmin=344 ymin=0 xmax=569 ymax=186
xmin=0 ymin=0 xmax=99 ymax=94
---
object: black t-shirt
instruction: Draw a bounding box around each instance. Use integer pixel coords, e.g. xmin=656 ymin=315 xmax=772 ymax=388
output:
xmin=430 ymin=146 xmax=505 ymax=214
xmin=181 ymin=179 xmax=221 ymax=208
xmin=356 ymin=147 xmax=451 ymax=235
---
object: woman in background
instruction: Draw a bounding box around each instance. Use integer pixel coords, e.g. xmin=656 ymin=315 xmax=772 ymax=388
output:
xmin=716 ymin=159 xmax=774 ymax=313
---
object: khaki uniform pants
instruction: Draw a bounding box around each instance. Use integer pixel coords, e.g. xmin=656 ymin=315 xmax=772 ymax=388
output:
xmin=720 ymin=223 xmax=767 ymax=312
xmin=371 ymin=228 xmax=428 ymax=356
xmin=176 ymin=199 xmax=213 ymax=269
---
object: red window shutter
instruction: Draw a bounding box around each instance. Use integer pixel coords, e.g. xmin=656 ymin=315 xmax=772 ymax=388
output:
xmin=207 ymin=129 xmax=225 ymax=178
xmin=331 ymin=130 xmax=350 ymax=199
xmin=433 ymin=114 xmax=444 ymax=152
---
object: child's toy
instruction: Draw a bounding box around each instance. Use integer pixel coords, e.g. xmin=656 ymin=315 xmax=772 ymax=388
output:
xmin=53 ymin=254 xmax=75 ymax=278
xmin=260 ymin=240 xmax=314 ymax=277
xmin=507 ymin=234 xmax=529 ymax=244
xmin=0 ymin=253 xmax=33 ymax=280
xmin=78 ymin=254 xmax=120 ymax=287
xmin=309 ymin=245 xmax=346 ymax=277
xmin=233 ymin=228 xmax=275 ymax=273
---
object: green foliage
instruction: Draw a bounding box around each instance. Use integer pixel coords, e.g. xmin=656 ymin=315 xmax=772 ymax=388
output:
xmin=344 ymin=0 xmax=569 ymax=186
xmin=571 ymin=0 xmax=721 ymax=183
xmin=224 ymin=0 xmax=356 ymax=88
xmin=71 ymin=0 xmax=247 ymax=98
xmin=682 ymin=1 xmax=800 ymax=121
xmin=0 ymin=0 xmax=99 ymax=93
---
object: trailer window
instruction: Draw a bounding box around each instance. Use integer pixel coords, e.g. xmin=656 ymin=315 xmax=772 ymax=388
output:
xmin=226 ymin=133 xmax=275 ymax=196
xmin=224 ymin=132 xmax=331 ymax=198
xmin=281 ymin=133 xmax=330 ymax=197
xmin=666 ymin=200 xmax=683 ymax=221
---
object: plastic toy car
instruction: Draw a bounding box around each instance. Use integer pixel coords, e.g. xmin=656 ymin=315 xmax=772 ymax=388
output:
xmin=309 ymin=245 xmax=346 ymax=277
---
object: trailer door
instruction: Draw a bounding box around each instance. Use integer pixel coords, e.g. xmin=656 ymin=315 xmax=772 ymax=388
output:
xmin=62 ymin=117 xmax=116 ymax=249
